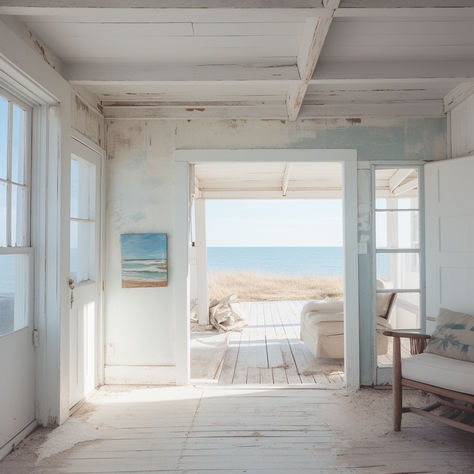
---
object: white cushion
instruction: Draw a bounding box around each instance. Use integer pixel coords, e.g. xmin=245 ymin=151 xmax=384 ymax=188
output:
xmin=402 ymin=352 xmax=474 ymax=395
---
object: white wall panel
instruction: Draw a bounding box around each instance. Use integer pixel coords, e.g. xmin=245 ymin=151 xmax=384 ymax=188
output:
xmin=451 ymin=93 xmax=474 ymax=158
xmin=425 ymin=155 xmax=474 ymax=332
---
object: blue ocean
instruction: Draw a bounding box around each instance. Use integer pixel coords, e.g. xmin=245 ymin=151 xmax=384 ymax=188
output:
xmin=207 ymin=246 xmax=344 ymax=277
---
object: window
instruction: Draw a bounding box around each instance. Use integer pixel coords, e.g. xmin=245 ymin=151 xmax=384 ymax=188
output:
xmin=70 ymin=157 xmax=96 ymax=283
xmin=0 ymin=91 xmax=32 ymax=337
xmin=374 ymin=167 xmax=423 ymax=367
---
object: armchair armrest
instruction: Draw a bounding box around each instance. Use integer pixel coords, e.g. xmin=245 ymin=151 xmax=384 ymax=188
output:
xmin=383 ymin=330 xmax=430 ymax=356
xmin=382 ymin=330 xmax=430 ymax=340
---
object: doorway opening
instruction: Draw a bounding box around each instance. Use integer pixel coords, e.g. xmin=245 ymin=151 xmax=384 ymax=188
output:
xmin=188 ymin=161 xmax=346 ymax=386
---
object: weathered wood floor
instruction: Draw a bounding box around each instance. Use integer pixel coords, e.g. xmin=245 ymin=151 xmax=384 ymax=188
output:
xmin=218 ymin=301 xmax=344 ymax=386
xmin=2 ymin=386 xmax=473 ymax=473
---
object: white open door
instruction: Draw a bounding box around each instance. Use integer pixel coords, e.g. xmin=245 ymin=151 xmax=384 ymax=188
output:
xmin=69 ymin=138 xmax=102 ymax=408
xmin=425 ymin=155 xmax=474 ymax=329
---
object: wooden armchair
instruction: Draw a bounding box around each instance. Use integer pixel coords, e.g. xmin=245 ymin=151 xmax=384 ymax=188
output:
xmin=383 ymin=330 xmax=474 ymax=433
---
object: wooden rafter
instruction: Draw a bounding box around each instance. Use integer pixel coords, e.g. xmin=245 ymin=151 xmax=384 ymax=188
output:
xmin=281 ymin=163 xmax=291 ymax=197
xmin=286 ymin=1 xmax=339 ymax=121
xmin=389 ymin=169 xmax=413 ymax=194
xmin=392 ymin=178 xmax=418 ymax=197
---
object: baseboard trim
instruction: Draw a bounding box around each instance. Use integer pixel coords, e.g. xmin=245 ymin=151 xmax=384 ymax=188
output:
xmin=0 ymin=419 xmax=37 ymax=461
xmin=104 ymin=365 xmax=176 ymax=385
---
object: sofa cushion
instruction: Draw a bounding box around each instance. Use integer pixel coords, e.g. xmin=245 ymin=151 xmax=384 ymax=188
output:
xmin=402 ymin=352 xmax=474 ymax=395
xmin=425 ymin=308 xmax=474 ymax=362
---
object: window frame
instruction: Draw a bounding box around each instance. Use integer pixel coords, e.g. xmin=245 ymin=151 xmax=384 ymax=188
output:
xmin=0 ymin=87 xmax=33 ymax=338
xmin=69 ymin=154 xmax=97 ymax=285
xmin=0 ymin=87 xmax=32 ymax=249
xmin=371 ymin=164 xmax=426 ymax=370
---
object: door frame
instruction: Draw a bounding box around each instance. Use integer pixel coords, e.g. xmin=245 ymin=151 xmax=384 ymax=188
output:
xmin=70 ymin=130 xmax=106 ymax=391
xmin=173 ymin=149 xmax=360 ymax=390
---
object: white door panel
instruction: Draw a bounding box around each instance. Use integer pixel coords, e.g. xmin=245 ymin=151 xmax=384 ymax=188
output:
xmin=69 ymin=139 xmax=101 ymax=408
xmin=425 ymin=156 xmax=474 ymax=332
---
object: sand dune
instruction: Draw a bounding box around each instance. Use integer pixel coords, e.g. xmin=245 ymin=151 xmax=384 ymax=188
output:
xmin=208 ymin=271 xmax=343 ymax=302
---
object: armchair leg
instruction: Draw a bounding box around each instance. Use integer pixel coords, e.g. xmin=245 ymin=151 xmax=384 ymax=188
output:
xmin=393 ymin=336 xmax=402 ymax=431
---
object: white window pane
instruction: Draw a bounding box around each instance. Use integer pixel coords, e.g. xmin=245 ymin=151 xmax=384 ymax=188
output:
xmin=0 ymin=97 xmax=7 ymax=180
xmin=376 ymin=253 xmax=420 ymax=290
xmin=70 ymin=159 xmax=79 ymax=218
xmin=0 ymin=254 xmax=30 ymax=336
xmin=377 ymin=293 xmax=420 ymax=368
xmin=375 ymin=168 xmax=418 ymax=207
xmin=11 ymin=105 xmax=26 ymax=185
xmin=70 ymin=158 xmax=92 ymax=220
xmin=376 ymin=210 xmax=419 ymax=249
xmin=0 ymin=182 xmax=6 ymax=246
xmin=70 ymin=220 xmax=95 ymax=283
xmin=11 ymin=184 xmax=29 ymax=246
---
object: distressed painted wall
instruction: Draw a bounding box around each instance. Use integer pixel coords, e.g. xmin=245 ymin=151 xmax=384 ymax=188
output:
xmin=105 ymin=117 xmax=446 ymax=384
xmin=71 ymin=92 xmax=105 ymax=148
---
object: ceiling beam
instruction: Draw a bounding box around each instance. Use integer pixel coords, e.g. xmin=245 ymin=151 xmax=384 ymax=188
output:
xmin=389 ymin=169 xmax=413 ymax=194
xmin=1 ymin=1 xmax=472 ymax=19
xmin=444 ymin=81 xmax=474 ymax=112
xmin=0 ymin=4 xmax=330 ymax=22
xmin=102 ymin=103 xmax=288 ymax=120
xmin=286 ymin=1 xmax=339 ymax=121
xmin=281 ymin=163 xmax=291 ymax=197
xmin=102 ymin=100 xmax=444 ymax=120
xmin=67 ymin=63 xmax=300 ymax=83
xmin=312 ymin=60 xmax=474 ymax=82
xmin=67 ymin=61 xmax=474 ymax=85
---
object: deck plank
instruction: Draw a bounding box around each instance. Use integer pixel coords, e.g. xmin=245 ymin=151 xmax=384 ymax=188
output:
xmin=217 ymin=301 xmax=343 ymax=386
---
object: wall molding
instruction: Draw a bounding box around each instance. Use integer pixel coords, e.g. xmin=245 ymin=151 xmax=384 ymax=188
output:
xmin=104 ymin=365 xmax=176 ymax=385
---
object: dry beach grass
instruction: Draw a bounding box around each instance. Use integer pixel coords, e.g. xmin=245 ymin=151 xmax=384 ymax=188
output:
xmin=208 ymin=271 xmax=343 ymax=302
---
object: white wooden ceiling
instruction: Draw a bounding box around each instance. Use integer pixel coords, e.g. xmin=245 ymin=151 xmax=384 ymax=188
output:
xmin=1 ymin=1 xmax=474 ymax=120
xmin=194 ymin=162 xmax=417 ymax=199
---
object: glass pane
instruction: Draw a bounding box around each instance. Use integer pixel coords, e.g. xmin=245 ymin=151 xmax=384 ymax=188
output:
xmin=376 ymin=252 xmax=419 ymax=290
xmin=0 ymin=182 xmax=6 ymax=246
xmin=375 ymin=168 xmax=418 ymax=208
xmin=0 ymin=254 xmax=30 ymax=336
xmin=11 ymin=184 xmax=29 ymax=247
xmin=0 ymin=96 xmax=7 ymax=180
xmin=377 ymin=292 xmax=420 ymax=368
xmin=11 ymin=105 xmax=26 ymax=184
xmin=70 ymin=220 xmax=95 ymax=283
xmin=71 ymin=158 xmax=93 ymax=220
xmin=376 ymin=210 xmax=419 ymax=249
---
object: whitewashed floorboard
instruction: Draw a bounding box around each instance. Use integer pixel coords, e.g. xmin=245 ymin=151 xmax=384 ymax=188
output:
xmin=4 ymin=386 xmax=473 ymax=473
xmin=216 ymin=301 xmax=344 ymax=386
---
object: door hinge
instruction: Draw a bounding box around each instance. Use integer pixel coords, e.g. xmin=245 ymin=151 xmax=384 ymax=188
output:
xmin=32 ymin=328 xmax=39 ymax=347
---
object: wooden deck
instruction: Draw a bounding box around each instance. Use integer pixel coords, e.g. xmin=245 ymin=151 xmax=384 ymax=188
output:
xmin=3 ymin=385 xmax=473 ymax=473
xmin=218 ymin=301 xmax=344 ymax=386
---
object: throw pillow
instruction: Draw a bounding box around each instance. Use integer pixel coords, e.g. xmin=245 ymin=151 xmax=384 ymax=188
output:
xmin=425 ymin=308 xmax=474 ymax=362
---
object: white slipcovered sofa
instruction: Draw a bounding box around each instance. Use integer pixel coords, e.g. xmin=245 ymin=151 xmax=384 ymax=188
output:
xmin=300 ymin=280 xmax=395 ymax=359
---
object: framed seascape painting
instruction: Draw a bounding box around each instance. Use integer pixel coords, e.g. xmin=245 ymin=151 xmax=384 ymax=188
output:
xmin=120 ymin=233 xmax=168 ymax=288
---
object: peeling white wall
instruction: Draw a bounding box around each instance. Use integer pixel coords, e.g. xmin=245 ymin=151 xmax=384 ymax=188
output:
xmin=104 ymin=117 xmax=446 ymax=383
xmin=71 ymin=92 xmax=105 ymax=148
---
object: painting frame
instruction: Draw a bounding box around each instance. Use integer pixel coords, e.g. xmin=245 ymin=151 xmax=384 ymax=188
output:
xmin=120 ymin=233 xmax=168 ymax=288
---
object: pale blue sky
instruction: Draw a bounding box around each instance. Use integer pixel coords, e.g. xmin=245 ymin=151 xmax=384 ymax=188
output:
xmin=205 ymin=200 xmax=343 ymax=247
